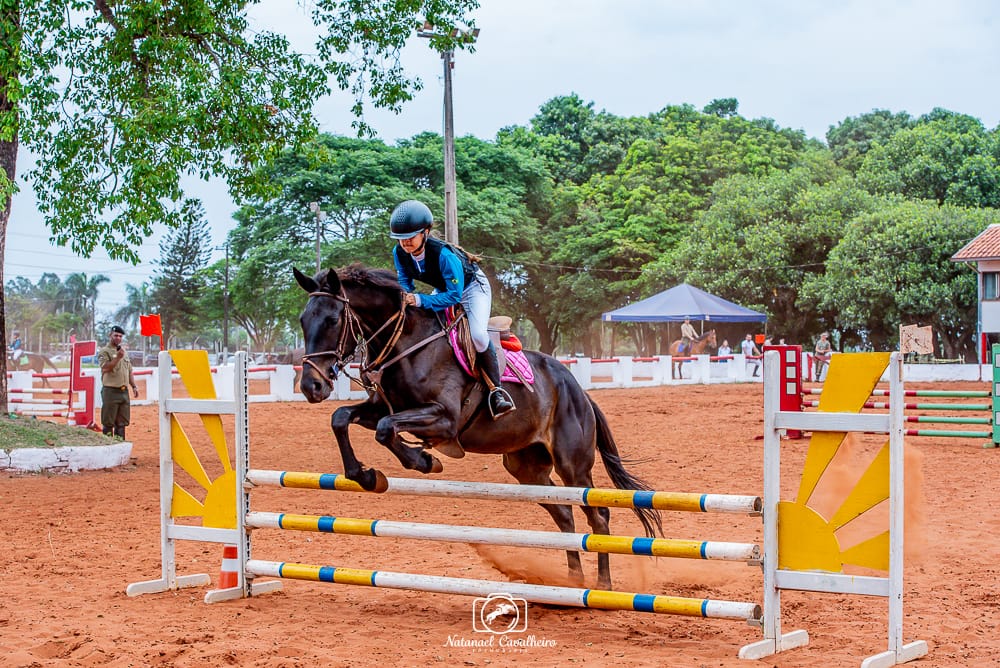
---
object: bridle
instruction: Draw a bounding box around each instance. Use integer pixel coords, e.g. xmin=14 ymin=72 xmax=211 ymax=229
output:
xmin=300 ymin=284 xmax=466 ymax=405
xmin=300 ymin=288 xmax=406 ymax=385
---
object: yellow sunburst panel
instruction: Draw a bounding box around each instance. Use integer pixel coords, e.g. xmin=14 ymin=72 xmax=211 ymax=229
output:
xmin=779 ymin=352 xmax=893 ymax=573
xmin=171 ymin=350 xmax=232 ymax=475
xmin=166 ymin=350 xmax=238 ymax=530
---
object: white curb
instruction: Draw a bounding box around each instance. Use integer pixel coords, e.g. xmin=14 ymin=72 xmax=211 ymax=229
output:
xmin=0 ymin=442 xmax=133 ymax=473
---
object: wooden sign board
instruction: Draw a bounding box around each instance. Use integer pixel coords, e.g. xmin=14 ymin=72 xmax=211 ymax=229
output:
xmin=899 ymin=324 xmax=933 ymax=355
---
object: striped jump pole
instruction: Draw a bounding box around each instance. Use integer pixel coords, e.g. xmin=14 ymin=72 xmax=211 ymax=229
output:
xmin=246 ymin=470 xmax=762 ymax=515
xmin=9 ymin=388 xmax=77 ymax=395
xmin=804 ymin=388 xmax=991 ymax=398
xmin=12 ymin=410 xmax=72 ymax=417
xmin=802 ymin=399 xmax=990 ymax=411
xmin=246 ymin=560 xmax=761 ymax=622
xmin=9 ymin=396 xmax=72 ymax=405
xmin=246 ymin=511 xmax=760 ymax=561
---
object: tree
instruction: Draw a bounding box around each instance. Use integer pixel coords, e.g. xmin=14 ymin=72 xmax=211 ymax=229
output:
xmin=703 ymin=97 xmax=739 ymax=118
xmin=113 ymin=282 xmax=152 ymax=333
xmin=826 ymin=109 xmax=914 ymax=174
xmin=0 ymin=0 xmax=479 ymax=411
xmin=150 ymin=213 xmax=212 ymax=345
xmin=654 ymin=155 xmax=873 ymax=345
xmin=856 ymin=109 xmax=1000 ymax=207
xmin=546 ymin=106 xmax=813 ymax=351
xmin=63 ymin=272 xmax=110 ymax=340
xmin=804 ymin=200 xmax=996 ymax=358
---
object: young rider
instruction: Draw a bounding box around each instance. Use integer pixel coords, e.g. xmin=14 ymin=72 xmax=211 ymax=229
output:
xmin=389 ymin=200 xmax=515 ymax=419
xmin=9 ymin=330 xmax=23 ymax=364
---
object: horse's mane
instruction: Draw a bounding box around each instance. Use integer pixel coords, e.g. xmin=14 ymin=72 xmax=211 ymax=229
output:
xmin=336 ymin=263 xmax=401 ymax=291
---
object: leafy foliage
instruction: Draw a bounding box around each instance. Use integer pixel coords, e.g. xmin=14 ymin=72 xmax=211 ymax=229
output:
xmin=150 ymin=213 xmax=211 ymax=344
xmin=804 ymin=200 xmax=995 ymax=356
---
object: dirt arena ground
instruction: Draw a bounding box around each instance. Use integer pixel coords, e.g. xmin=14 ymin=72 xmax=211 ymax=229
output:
xmin=1 ymin=380 xmax=998 ymax=667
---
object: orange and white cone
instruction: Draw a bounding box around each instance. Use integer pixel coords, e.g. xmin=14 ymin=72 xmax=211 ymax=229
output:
xmin=217 ymin=544 xmax=240 ymax=589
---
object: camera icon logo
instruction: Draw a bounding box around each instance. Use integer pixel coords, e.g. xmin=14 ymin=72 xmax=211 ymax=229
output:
xmin=472 ymin=593 xmax=528 ymax=634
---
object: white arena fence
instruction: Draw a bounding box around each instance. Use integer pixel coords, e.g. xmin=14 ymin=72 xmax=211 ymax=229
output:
xmin=10 ymin=353 xmax=987 ymax=407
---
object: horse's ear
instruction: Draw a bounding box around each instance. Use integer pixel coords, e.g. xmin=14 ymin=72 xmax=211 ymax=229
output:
xmin=293 ymin=267 xmax=317 ymax=293
xmin=318 ymin=267 xmax=341 ymax=295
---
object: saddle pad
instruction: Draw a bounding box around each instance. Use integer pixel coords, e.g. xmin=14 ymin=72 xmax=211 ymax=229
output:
xmin=448 ymin=327 xmax=535 ymax=385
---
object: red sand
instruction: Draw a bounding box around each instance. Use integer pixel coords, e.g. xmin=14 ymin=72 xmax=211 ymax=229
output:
xmin=1 ymin=382 xmax=997 ymax=667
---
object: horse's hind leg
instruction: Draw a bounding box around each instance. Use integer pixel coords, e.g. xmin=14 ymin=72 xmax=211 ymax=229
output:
xmin=550 ymin=443 xmax=613 ymax=590
xmin=502 ymin=447 xmax=585 ymax=586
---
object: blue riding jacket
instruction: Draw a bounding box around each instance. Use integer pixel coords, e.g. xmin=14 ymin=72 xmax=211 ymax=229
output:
xmin=393 ymin=238 xmax=480 ymax=312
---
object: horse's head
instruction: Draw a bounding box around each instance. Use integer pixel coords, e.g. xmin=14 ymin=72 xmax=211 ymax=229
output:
xmin=706 ymin=329 xmax=717 ymax=347
xmin=294 ymin=265 xmax=406 ymax=402
xmin=294 ymin=266 xmax=352 ymax=402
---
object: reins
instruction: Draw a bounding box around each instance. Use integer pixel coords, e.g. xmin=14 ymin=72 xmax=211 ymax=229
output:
xmin=300 ymin=286 xmax=466 ymax=408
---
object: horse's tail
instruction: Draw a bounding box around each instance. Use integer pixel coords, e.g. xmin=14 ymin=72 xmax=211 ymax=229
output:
xmin=589 ymin=396 xmax=663 ymax=538
xmin=44 ymin=355 xmax=58 ymax=371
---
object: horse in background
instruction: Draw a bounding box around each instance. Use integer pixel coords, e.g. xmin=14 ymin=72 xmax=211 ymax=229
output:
xmin=667 ymin=330 xmax=717 ymax=379
xmin=8 ymin=351 xmax=60 ymax=387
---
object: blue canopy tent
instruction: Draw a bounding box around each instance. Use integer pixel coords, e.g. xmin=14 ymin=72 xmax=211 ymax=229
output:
xmin=602 ymin=283 xmax=767 ymax=323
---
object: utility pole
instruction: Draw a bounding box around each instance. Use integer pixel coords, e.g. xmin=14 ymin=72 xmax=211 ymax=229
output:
xmin=418 ymin=22 xmax=479 ymax=246
xmin=442 ymin=48 xmax=457 ymax=245
xmin=223 ymin=242 xmax=230 ymax=358
xmin=215 ymin=243 xmax=230 ymax=360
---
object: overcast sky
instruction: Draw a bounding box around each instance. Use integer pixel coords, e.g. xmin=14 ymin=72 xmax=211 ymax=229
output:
xmin=6 ymin=0 xmax=1000 ymax=317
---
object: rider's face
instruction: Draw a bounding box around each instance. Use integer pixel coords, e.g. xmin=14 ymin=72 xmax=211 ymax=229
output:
xmin=398 ymin=230 xmax=425 ymax=255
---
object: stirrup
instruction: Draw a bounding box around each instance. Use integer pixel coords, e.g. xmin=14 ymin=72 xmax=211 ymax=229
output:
xmin=488 ymin=387 xmax=515 ymax=419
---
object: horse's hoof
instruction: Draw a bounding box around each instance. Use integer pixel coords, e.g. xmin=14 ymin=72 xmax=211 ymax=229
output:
xmin=356 ymin=468 xmax=389 ymax=493
xmin=597 ymin=578 xmax=612 ymax=591
xmin=429 ymin=456 xmax=443 ymax=474
xmin=371 ymin=470 xmax=389 ymax=493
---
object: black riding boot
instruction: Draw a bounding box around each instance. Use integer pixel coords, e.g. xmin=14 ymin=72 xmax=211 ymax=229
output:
xmin=113 ymin=425 xmax=126 ymax=440
xmin=102 ymin=426 xmax=113 ymax=437
xmin=477 ymin=343 xmax=515 ymax=419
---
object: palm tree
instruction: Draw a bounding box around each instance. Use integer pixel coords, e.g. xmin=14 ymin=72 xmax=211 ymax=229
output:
xmin=65 ymin=272 xmax=110 ymax=339
xmin=114 ymin=282 xmax=152 ymax=333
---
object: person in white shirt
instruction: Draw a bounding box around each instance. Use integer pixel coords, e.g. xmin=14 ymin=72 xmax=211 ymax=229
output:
xmin=741 ymin=333 xmax=761 ymax=377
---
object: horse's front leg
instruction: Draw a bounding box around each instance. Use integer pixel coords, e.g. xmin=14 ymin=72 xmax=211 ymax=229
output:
xmin=375 ymin=404 xmax=458 ymax=476
xmin=331 ymin=401 xmax=391 ymax=493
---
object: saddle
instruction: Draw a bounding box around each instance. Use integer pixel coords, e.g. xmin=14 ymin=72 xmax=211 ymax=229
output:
xmin=445 ymin=308 xmax=534 ymax=386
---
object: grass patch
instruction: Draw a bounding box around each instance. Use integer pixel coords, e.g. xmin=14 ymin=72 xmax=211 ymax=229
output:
xmin=0 ymin=414 xmax=117 ymax=449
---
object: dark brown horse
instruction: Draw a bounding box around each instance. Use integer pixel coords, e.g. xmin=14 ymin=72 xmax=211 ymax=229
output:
xmin=294 ymin=265 xmax=661 ymax=589
xmin=9 ymin=352 xmax=59 ymax=387
xmin=667 ymin=330 xmax=717 ymax=379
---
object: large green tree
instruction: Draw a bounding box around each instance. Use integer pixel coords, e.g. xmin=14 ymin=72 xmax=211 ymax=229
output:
xmin=150 ymin=212 xmax=212 ymax=345
xmin=655 ymin=153 xmax=873 ymax=345
xmin=548 ymin=105 xmax=815 ymax=351
xmin=826 ymin=109 xmax=914 ymax=174
xmin=0 ymin=0 xmax=480 ymax=411
xmin=804 ymin=200 xmax=997 ymax=358
xmin=856 ymin=109 xmax=1000 ymax=207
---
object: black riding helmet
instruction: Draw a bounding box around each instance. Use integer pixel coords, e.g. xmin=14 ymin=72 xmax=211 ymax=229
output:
xmin=389 ymin=200 xmax=433 ymax=239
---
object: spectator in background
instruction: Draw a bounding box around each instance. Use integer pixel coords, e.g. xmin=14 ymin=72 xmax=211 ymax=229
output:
xmin=717 ymin=339 xmax=732 ymax=363
xmin=814 ymin=331 xmax=832 ymax=381
xmin=741 ymin=333 xmax=761 ymax=377
xmin=98 ymin=325 xmax=139 ymax=440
